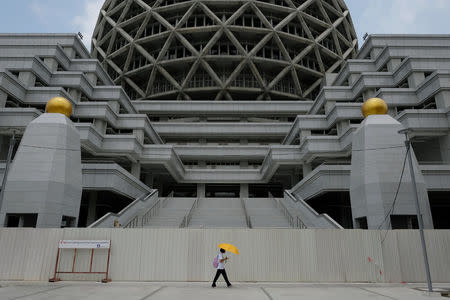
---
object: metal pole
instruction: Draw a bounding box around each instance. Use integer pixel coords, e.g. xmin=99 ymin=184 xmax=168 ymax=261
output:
xmin=404 ymin=134 xmax=433 ymax=293
xmin=0 ymin=131 xmax=16 ymax=220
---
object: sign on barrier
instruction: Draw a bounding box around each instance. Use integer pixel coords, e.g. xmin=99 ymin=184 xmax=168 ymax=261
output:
xmin=49 ymin=240 xmax=111 ymax=283
xmin=59 ymin=240 xmax=110 ymax=249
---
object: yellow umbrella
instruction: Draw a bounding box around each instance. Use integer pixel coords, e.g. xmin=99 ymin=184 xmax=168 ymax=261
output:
xmin=218 ymin=243 xmax=239 ymax=255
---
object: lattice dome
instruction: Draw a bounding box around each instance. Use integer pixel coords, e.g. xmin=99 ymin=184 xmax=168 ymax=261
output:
xmin=92 ymin=0 xmax=358 ymax=100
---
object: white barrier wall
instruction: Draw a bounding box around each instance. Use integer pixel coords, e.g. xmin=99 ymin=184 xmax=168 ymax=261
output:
xmin=0 ymin=228 xmax=449 ymax=283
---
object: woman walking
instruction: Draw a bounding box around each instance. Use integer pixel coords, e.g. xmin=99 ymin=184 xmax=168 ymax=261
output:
xmin=212 ymin=248 xmax=232 ymax=288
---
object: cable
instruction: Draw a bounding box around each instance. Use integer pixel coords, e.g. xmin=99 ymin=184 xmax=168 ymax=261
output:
xmin=378 ymin=145 xmax=409 ymax=230
xmin=21 ymin=144 xmax=80 ymax=152
xmin=351 ymin=145 xmax=405 ymax=152
xmin=378 ymin=146 xmax=410 ymax=244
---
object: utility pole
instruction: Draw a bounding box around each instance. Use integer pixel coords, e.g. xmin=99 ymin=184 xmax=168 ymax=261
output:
xmin=400 ymin=129 xmax=433 ymax=293
xmin=0 ymin=131 xmax=16 ymax=220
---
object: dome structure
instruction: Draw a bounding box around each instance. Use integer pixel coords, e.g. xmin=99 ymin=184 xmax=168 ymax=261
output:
xmin=361 ymin=98 xmax=388 ymax=118
xmin=46 ymin=97 xmax=73 ymax=118
xmin=91 ymin=0 xmax=358 ymax=100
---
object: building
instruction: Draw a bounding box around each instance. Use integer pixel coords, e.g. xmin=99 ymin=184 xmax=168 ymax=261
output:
xmin=0 ymin=0 xmax=449 ymax=229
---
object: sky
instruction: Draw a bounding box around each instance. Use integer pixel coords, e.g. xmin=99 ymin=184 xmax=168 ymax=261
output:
xmin=0 ymin=0 xmax=449 ymax=50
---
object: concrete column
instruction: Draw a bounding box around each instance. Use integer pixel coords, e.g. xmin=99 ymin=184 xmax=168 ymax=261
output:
xmin=69 ymin=88 xmax=81 ymax=103
xmin=291 ymin=168 xmax=301 ymax=188
xmin=300 ymin=130 xmax=311 ymax=143
xmin=134 ymin=129 xmax=144 ymax=144
xmin=86 ymin=191 xmax=97 ymax=226
xmin=0 ymin=135 xmax=9 ymax=160
xmin=387 ymin=58 xmax=402 ymax=72
xmin=336 ymin=120 xmax=350 ymax=135
xmin=370 ymin=47 xmax=382 ymax=59
xmin=0 ymin=90 xmax=7 ymax=107
xmin=63 ymin=47 xmax=76 ymax=59
xmin=93 ymin=119 xmax=107 ymax=134
xmin=387 ymin=107 xmax=397 ymax=118
xmin=439 ymin=134 xmax=450 ymax=162
xmin=86 ymin=73 xmax=98 ymax=86
xmin=197 ymin=183 xmax=205 ymax=198
xmin=144 ymin=173 xmax=154 ymax=188
xmin=348 ymin=74 xmax=359 ymax=85
xmin=240 ymin=184 xmax=249 ymax=198
xmin=131 ymin=161 xmax=141 ymax=180
xmin=109 ymin=101 xmax=120 ymax=114
xmin=435 ymin=91 xmax=450 ymax=109
xmin=43 ymin=57 xmax=59 ymax=72
xmin=302 ymin=163 xmax=312 ymax=177
xmin=324 ymin=101 xmax=335 ymax=115
xmin=362 ymin=88 xmax=376 ymax=101
xmin=18 ymin=72 xmax=36 ymax=87
xmin=407 ymin=72 xmax=425 ymax=88
xmin=323 ymin=73 xmax=338 ymax=86
xmin=18 ymin=216 xmax=25 ymax=228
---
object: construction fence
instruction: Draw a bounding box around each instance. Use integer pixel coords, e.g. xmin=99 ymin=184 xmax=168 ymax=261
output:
xmin=0 ymin=228 xmax=449 ymax=283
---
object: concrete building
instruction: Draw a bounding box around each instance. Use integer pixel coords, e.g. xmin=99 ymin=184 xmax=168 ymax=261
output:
xmin=0 ymin=1 xmax=449 ymax=230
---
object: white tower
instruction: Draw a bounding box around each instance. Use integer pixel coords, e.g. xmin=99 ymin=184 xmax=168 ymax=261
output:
xmin=350 ymin=98 xmax=433 ymax=229
xmin=0 ymin=97 xmax=82 ymax=228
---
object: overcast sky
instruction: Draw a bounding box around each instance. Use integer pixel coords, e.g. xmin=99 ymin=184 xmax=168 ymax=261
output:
xmin=0 ymin=0 xmax=449 ymax=50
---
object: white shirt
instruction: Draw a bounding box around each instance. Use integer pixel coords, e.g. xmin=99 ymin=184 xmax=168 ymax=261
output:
xmin=217 ymin=252 xmax=225 ymax=269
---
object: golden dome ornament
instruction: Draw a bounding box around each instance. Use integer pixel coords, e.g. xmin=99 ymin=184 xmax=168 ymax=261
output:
xmin=361 ymin=98 xmax=388 ymax=118
xmin=45 ymin=97 xmax=72 ymax=118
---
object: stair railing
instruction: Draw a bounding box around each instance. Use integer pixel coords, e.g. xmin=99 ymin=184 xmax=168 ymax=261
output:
xmin=161 ymin=191 xmax=174 ymax=209
xmin=89 ymin=190 xmax=158 ymax=228
xmin=138 ymin=191 xmax=175 ymax=227
xmin=180 ymin=197 xmax=198 ymax=228
xmin=284 ymin=190 xmax=343 ymax=229
xmin=269 ymin=192 xmax=298 ymax=228
xmin=241 ymin=197 xmax=252 ymax=228
xmin=140 ymin=198 xmax=163 ymax=227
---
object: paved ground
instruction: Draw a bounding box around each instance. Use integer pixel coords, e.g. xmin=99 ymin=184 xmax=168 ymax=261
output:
xmin=0 ymin=282 xmax=449 ymax=300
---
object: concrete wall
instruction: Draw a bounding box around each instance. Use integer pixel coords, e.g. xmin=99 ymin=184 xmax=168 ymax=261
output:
xmin=0 ymin=228 xmax=449 ymax=283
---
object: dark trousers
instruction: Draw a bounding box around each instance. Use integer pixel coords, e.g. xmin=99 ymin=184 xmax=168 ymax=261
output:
xmin=212 ymin=269 xmax=231 ymax=286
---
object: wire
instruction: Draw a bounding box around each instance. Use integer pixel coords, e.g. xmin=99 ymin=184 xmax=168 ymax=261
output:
xmin=378 ymin=145 xmax=409 ymax=230
xmin=22 ymin=144 xmax=80 ymax=152
xmin=378 ymin=145 xmax=410 ymax=244
xmin=351 ymin=145 xmax=405 ymax=152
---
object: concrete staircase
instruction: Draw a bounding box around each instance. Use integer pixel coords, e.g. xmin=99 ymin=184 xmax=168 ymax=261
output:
xmin=188 ymin=198 xmax=247 ymax=228
xmin=142 ymin=197 xmax=196 ymax=228
xmin=139 ymin=197 xmax=292 ymax=228
xmin=245 ymin=198 xmax=291 ymax=228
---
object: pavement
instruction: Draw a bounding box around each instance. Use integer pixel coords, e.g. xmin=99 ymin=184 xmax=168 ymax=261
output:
xmin=0 ymin=282 xmax=449 ymax=300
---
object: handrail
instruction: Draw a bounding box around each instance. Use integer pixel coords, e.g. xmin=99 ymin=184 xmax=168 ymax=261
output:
xmin=139 ymin=197 xmax=163 ymax=227
xmin=284 ymin=190 xmax=343 ymax=229
xmin=124 ymin=215 xmax=140 ymax=228
xmin=180 ymin=197 xmax=198 ymax=228
xmin=134 ymin=191 xmax=174 ymax=227
xmin=89 ymin=190 xmax=158 ymax=228
xmin=269 ymin=192 xmax=302 ymax=228
xmin=161 ymin=191 xmax=174 ymax=209
xmin=241 ymin=197 xmax=252 ymax=229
